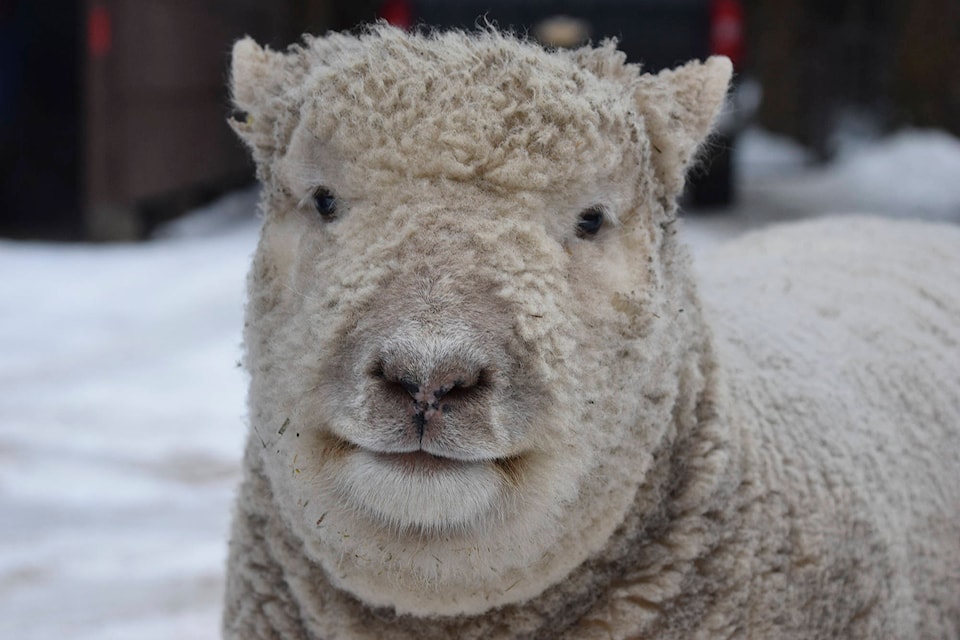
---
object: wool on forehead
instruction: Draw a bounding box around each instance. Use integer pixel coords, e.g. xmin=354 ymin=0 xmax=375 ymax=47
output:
xmin=286 ymin=26 xmax=648 ymax=191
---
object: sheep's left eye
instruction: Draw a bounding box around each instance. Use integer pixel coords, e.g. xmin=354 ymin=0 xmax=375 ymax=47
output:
xmin=576 ymin=206 xmax=605 ymax=238
xmin=312 ymin=187 xmax=338 ymax=221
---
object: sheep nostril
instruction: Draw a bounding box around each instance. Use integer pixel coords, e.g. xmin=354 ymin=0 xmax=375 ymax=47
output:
xmin=379 ymin=377 xmax=420 ymax=402
xmin=370 ymin=361 xmax=415 ymax=400
xmin=432 ymin=369 xmax=490 ymax=402
xmin=399 ymin=378 xmax=420 ymax=398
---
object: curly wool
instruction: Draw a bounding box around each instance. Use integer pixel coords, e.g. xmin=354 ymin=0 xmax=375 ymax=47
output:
xmin=223 ymin=25 xmax=960 ymax=639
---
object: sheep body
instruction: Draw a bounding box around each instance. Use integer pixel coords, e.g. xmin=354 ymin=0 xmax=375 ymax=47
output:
xmin=223 ymin=26 xmax=960 ymax=639
xmin=696 ymin=216 xmax=960 ymax=638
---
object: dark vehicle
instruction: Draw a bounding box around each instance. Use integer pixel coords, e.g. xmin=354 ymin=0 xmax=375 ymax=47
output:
xmin=378 ymin=0 xmax=751 ymax=207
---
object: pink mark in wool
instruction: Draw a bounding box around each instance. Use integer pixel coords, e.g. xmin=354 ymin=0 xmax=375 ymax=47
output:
xmin=409 ymin=378 xmax=464 ymax=436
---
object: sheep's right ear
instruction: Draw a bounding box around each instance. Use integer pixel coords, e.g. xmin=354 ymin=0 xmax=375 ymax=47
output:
xmin=228 ymin=37 xmax=293 ymax=162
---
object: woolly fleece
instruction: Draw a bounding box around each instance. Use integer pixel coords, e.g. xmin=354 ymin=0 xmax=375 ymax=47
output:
xmin=223 ymin=26 xmax=960 ymax=639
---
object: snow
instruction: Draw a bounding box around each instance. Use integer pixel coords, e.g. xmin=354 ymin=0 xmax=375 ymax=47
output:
xmin=0 ymin=189 xmax=258 ymax=640
xmin=743 ymin=128 xmax=960 ymax=220
xmin=2 ymin=129 xmax=959 ymax=639
xmin=679 ymin=127 xmax=960 ymax=249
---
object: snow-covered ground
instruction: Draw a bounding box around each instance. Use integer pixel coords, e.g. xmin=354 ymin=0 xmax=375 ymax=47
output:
xmin=1 ymin=128 xmax=959 ymax=639
xmin=0 ymin=190 xmax=258 ymax=640
xmin=681 ymin=127 xmax=960 ymax=248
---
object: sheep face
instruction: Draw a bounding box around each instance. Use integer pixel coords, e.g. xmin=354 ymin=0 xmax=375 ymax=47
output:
xmin=231 ymin=27 xmax=730 ymax=616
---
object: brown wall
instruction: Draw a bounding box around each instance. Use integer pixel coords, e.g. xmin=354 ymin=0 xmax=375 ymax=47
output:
xmin=83 ymin=0 xmax=311 ymax=239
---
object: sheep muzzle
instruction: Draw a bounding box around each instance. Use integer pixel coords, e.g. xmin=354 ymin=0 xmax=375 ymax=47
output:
xmin=348 ymin=302 xmax=516 ymax=462
xmin=371 ymin=357 xmax=494 ymax=447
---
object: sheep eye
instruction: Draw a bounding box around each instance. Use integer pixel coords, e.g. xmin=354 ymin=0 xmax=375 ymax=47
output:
xmin=576 ymin=206 xmax=605 ymax=238
xmin=311 ymin=187 xmax=338 ymax=221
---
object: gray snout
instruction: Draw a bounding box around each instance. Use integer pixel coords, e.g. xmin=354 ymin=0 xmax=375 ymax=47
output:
xmin=371 ymin=344 xmax=493 ymax=442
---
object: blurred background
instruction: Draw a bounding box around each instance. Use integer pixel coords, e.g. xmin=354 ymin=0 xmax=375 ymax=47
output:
xmin=1 ymin=0 xmax=958 ymax=240
xmin=1 ymin=2 xmax=958 ymax=639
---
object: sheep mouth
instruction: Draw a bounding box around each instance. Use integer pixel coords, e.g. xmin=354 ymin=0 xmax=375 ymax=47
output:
xmin=323 ymin=431 xmax=527 ymax=482
xmin=368 ymin=448 xmax=528 ymax=486
xmin=371 ymin=449 xmax=478 ymax=473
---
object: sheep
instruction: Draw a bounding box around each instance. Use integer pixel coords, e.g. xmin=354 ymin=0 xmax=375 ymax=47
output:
xmin=222 ymin=25 xmax=960 ymax=639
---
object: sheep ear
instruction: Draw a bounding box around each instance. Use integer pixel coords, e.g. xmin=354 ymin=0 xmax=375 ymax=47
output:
xmin=228 ymin=37 xmax=296 ymax=161
xmin=635 ymin=56 xmax=733 ymax=195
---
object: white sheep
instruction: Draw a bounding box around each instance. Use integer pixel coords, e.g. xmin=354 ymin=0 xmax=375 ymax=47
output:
xmin=222 ymin=26 xmax=960 ymax=639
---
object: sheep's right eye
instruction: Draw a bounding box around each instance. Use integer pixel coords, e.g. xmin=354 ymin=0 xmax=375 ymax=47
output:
xmin=576 ymin=206 xmax=605 ymax=238
xmin=311 ymin=187 xmax=338 ymax=221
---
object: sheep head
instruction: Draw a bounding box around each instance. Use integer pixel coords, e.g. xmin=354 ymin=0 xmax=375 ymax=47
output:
xmin=231 ymin=26 xmax=731 ymax=617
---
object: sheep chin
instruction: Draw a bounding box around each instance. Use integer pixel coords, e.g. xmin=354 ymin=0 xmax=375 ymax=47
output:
xmin=335 ymin=449 xmax=503 ymax=531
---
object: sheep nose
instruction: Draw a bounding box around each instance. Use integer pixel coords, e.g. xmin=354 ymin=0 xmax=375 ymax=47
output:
xmin=375 ymin=363 xmax=488 ymax=407
xmin=370 ymin=353 xmax=492 ymax=438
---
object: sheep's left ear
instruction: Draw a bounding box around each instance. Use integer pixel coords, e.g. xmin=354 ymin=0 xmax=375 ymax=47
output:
xmin=635 ymin=56 xmax=733 ymax=196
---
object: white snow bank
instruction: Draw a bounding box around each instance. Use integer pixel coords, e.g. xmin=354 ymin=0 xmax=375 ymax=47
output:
xmin=737 ymin=127 xmax=960 ymax=222
xmin=734 ymin=126 xmax=812 ymax=177
xmin=682 ymin=127 xmax=960 ymax=252
xmin=828 ymin=129 xmax=960 ymax=219
xmin=0 ymin=189 xmax=259 ymax=640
